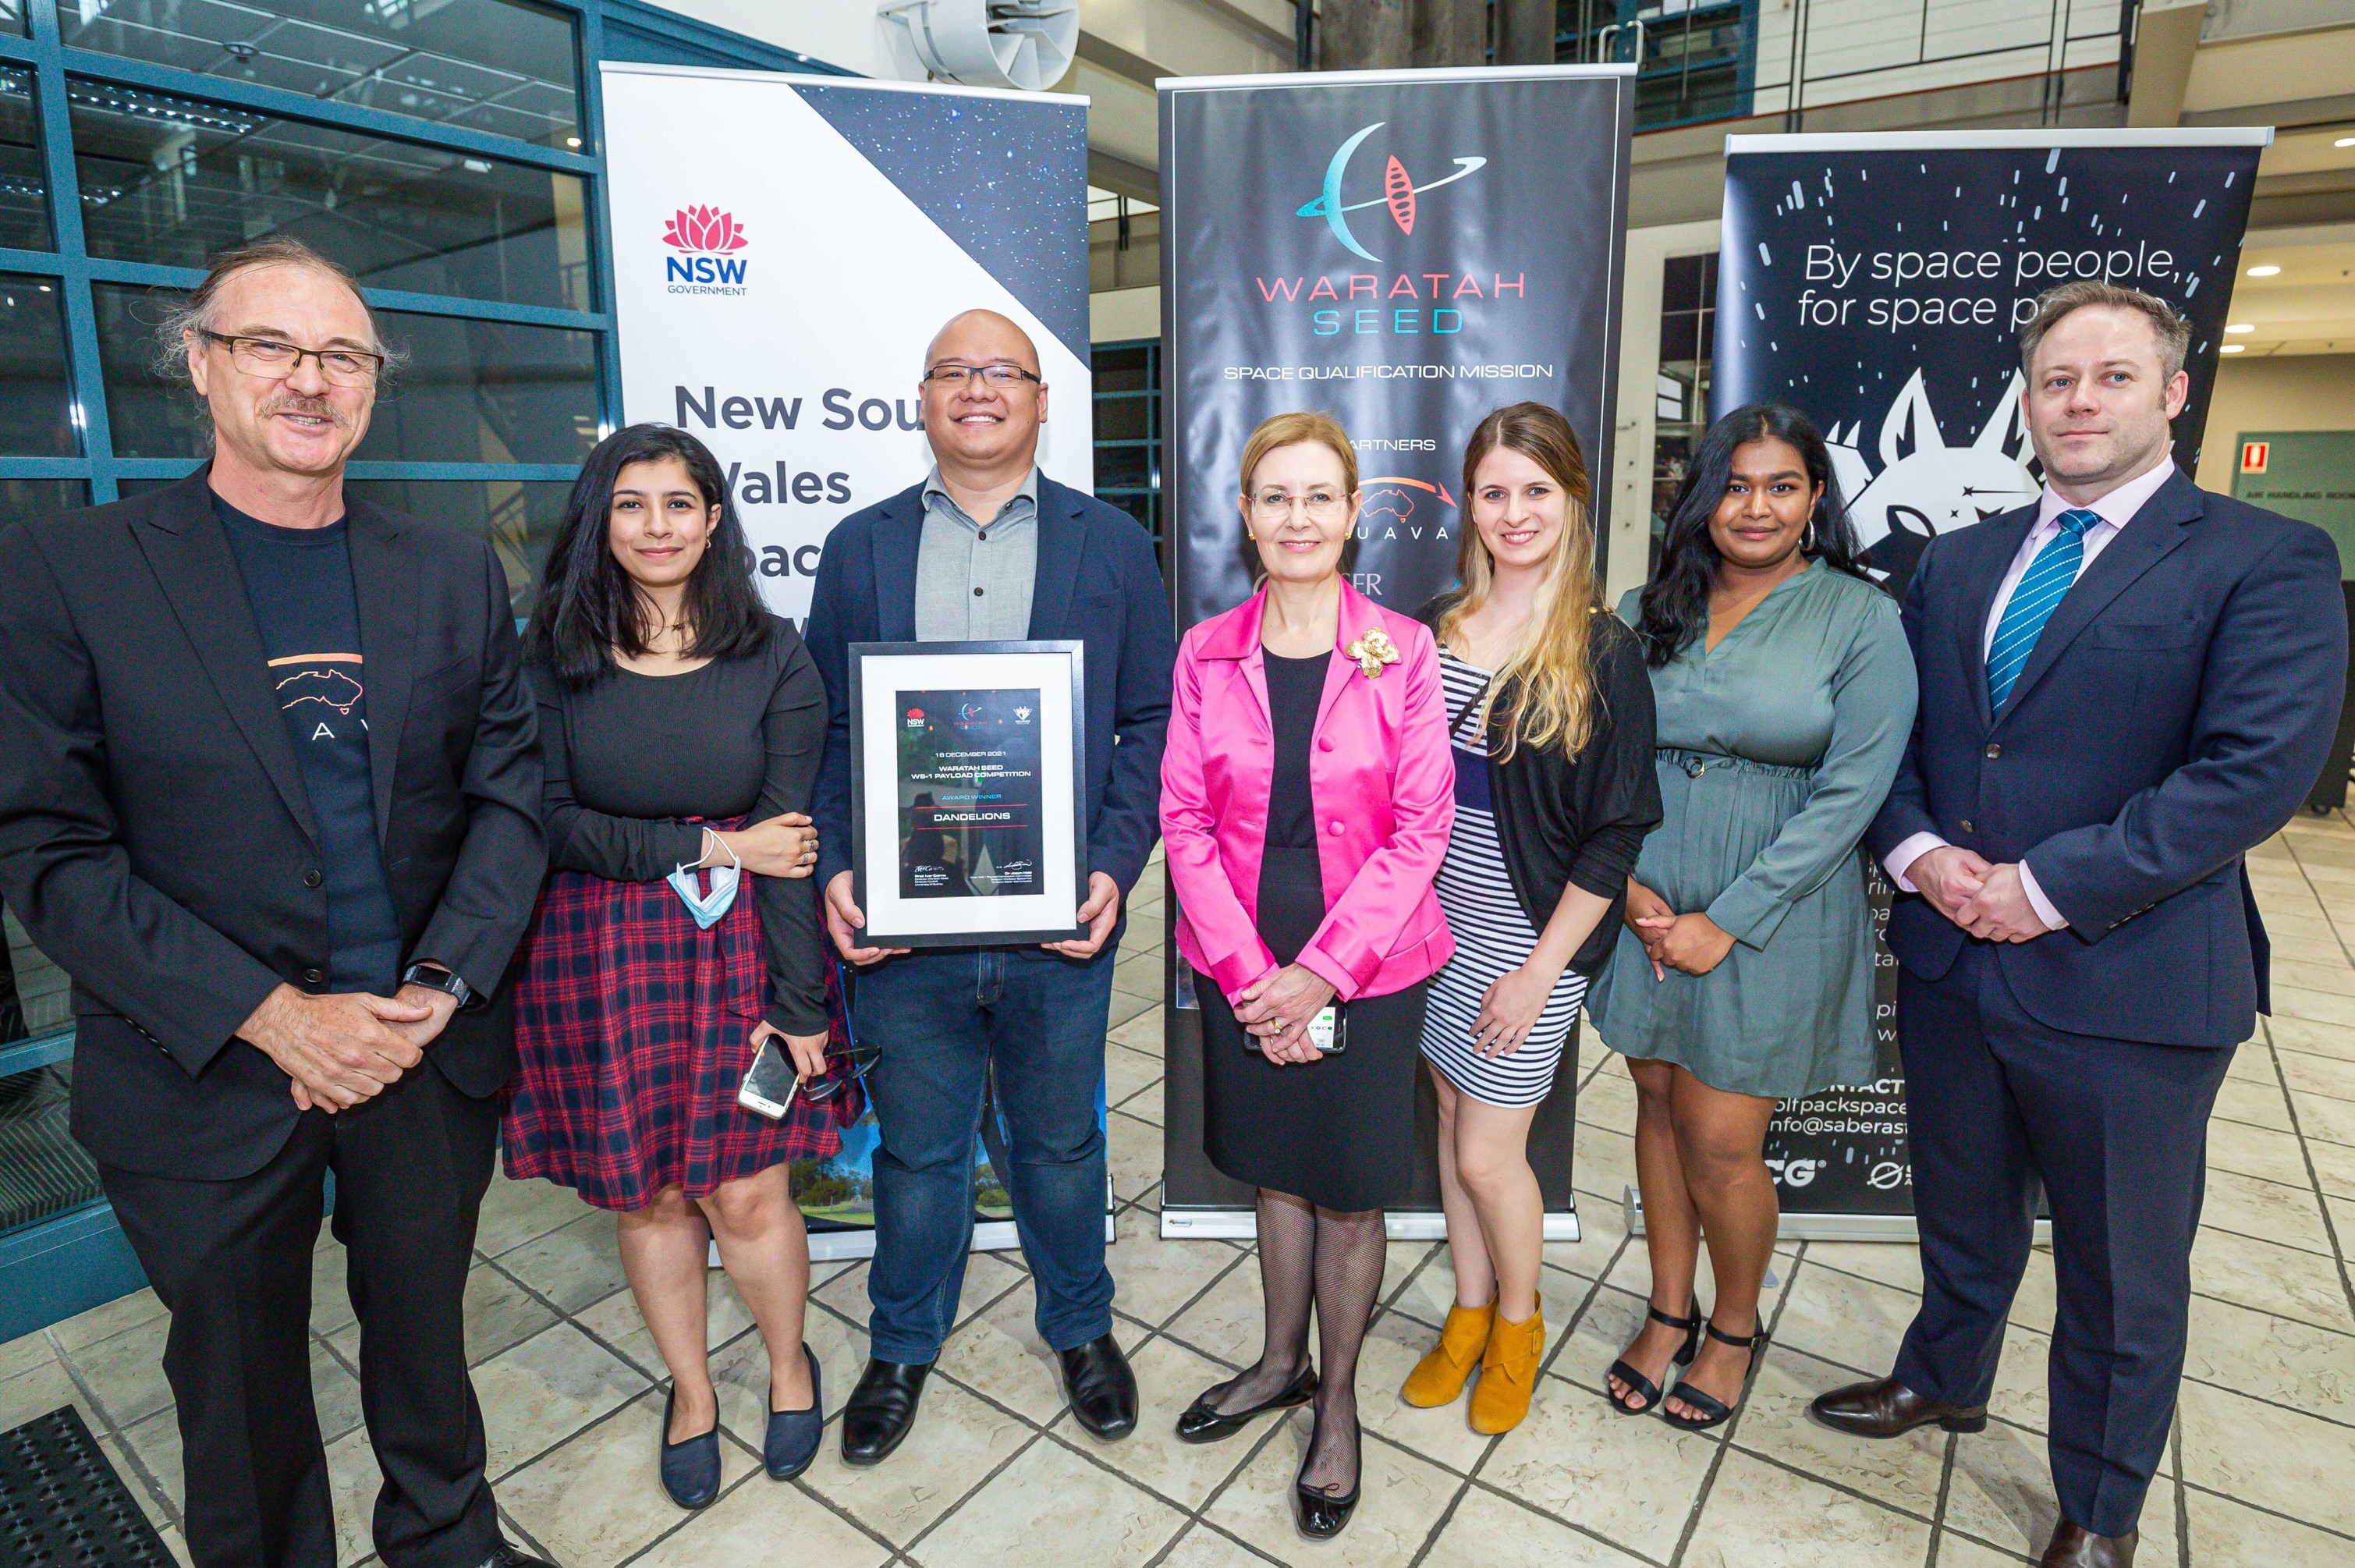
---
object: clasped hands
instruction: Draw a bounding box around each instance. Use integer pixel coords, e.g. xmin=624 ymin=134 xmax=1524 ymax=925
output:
xmin=1909 ymin=846 xmax=2054 ymax=942
xmin=1235 ymin=962 xmax=1337 ymax=1064
xmin=1623 ymin=880 xmax=1737 ymax=979
xmin=241 ymin=977 xmax=461 ymax=1112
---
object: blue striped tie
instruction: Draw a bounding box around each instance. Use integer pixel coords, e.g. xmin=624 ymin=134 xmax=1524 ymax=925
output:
xmin=1986 ymin=509 xmax=2098 ymax=715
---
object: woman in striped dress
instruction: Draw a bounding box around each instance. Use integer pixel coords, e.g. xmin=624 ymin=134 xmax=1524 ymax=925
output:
xmin=1403 ymin=403 xmax=1661 ymax=1434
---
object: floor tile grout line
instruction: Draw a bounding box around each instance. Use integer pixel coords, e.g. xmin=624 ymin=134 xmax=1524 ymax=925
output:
xmin=2175 ymin=1474 xmax=2355 ymax=1544
xmin=1664 ymin=1239 xmax=1809 ymax=1568
xmin=895 ymin=1424 xmax=1048 ymax=1562
xmin=2261 ymin=1017 xmax=2355 ymax=1324
xmin=2171 ymin=1419 xmax=2192 ymax=1568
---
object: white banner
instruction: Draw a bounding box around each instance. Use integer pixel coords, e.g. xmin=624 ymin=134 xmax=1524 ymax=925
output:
xmin=600 ymin=64 xmax=1094 ymax=625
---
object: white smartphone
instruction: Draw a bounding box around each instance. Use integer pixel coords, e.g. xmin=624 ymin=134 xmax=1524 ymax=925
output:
xmin=1305 ymin=1004 xmax=1343 ymax=1055
xmin=736 ymin=1037 xmax=803 ymax=1119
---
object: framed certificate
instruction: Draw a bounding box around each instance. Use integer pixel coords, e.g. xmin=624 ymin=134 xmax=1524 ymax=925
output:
xmin=849 ymin=640 xmax=1089 ymax=946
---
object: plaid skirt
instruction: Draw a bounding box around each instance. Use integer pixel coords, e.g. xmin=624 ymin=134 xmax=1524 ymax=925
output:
xmin=502 ymin=818 xmax=849 ymax=1211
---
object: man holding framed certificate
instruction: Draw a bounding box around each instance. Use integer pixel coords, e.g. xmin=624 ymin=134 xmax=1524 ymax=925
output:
xmin=806 ymin=309 xmax=1175 ymax=1464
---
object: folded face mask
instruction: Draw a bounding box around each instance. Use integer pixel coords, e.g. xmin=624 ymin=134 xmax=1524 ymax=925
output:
xmin=669 ymin=833 xmax=742 ymax=928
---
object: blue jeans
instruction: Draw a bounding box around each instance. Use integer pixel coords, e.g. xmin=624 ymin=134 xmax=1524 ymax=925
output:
xmin=855 ymin=942 xmax=1118 ymax=1363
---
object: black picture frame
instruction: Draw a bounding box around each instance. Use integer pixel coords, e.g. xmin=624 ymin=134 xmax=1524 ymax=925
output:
xmin=848 ymin=640 xmax=1091 ymax=947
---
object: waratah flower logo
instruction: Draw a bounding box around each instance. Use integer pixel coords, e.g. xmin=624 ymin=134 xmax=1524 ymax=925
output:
xmin=661 ymin=205 xmax=747 ymax=254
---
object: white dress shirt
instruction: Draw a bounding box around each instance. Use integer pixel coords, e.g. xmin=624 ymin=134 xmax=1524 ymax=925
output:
xmin=1884 ymin=454 xmax=2181 ymax=931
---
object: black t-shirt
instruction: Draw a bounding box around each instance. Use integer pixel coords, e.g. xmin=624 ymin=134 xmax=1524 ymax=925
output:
xmin=215 ymin=493 xmax=404 ymax=993
xmin=1261 ymin=651 xmax=1326 ymax=851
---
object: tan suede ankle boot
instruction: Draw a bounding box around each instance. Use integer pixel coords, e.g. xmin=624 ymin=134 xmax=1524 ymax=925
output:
xmin=1467 ymin=1307 xmax=1545 ymax=1434
xmin=1400 ymin=1300 xmax=1494 ymax=1407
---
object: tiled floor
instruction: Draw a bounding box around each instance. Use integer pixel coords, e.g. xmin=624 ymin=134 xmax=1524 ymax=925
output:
xmin=10 ymin=826 xmax=2355 ymax=1565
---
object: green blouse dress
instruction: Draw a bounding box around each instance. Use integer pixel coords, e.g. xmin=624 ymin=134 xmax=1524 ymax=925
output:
xmin=1586 ymin=562 xmax=1917 ymax=1099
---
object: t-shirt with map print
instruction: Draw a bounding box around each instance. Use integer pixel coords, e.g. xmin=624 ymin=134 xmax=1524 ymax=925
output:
xmin=215 ymin=492 xmax=404 ymax=994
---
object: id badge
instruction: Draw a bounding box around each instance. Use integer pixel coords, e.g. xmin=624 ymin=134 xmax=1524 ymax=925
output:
xmin=1306 ymin=1004 xmax=1341 ymax=1055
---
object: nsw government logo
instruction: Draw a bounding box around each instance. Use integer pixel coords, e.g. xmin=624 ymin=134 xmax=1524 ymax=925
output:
xmin=662 ymin=204 xmax=750 ymax=296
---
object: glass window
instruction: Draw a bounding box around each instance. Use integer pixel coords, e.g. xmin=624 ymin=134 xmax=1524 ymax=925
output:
xmin=41 ymin=0 xmax=580 ymax=150
xmin=0 ymin=478 xmax=88 ymax=533
xmin=342 ymin=477 xmax=571 ymax=615
xmin=0 ymin=63 xmax=49 ymax=250
xmin=0 ymin=2 xmax=19 ymax=37
xmin=4 ymin=903 xmax=66 ymax=1042
xmin=69 ymin=78 xmax=591 ymax=311
xmin=0 ymin=277 xmax=76 ymax=456
xmin=96 ymin=282 xmax=600 ymax=464
xmin=0 ymin=1065 xmax=99 ymax=1233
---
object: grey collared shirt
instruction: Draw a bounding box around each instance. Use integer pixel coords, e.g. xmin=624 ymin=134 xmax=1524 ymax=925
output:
xmin=914 ymin=465 xmax=1039 ymax=640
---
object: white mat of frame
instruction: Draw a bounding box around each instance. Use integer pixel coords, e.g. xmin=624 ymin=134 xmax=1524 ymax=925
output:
xmin=1623 ymin=1185 xmax=2054 ymax=1245
xmin=1158 ymin=1209 xmax=1584 ymax=1243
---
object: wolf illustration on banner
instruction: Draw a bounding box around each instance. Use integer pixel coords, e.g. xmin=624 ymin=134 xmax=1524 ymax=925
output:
xmin=1827 ymin=368 xmax=2040 ymax=587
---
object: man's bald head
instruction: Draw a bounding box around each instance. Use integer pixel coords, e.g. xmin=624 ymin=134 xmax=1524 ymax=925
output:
xmin=918 ymin=307 xmax=1050 ymax=489
xmin=924 ymin=309 xmax=1040 ymax=376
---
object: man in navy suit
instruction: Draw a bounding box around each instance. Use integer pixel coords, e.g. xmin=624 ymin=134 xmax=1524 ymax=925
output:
xmin=804 ymin=309 xmax=1174 ymax=1463
xmin=1810 ymin=282 xmax=2347 ymax=1566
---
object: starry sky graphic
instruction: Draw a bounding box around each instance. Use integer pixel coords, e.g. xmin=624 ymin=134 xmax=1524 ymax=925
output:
xmin=1717 ymin=142 xmax=2263 ymax=477
xmin=795 ymin=86 xmax=1090 ymax=363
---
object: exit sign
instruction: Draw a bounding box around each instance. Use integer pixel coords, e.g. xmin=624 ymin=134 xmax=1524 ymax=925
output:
xmin=2241 ymin=440 xmax=2270 ymax=473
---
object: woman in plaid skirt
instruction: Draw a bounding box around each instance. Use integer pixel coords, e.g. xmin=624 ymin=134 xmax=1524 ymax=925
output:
xmin=505 ymin=424 xmax=837 ymax=1506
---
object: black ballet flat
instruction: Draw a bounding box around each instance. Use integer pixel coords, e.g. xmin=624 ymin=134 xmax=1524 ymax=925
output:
xmin=1293 ymin=1413 xmax=1360 ymax=1541
xmin=1176 ymin=1363 xmax=1318 ymax=1445
xmin=1659 ymin=1319 xmax=1768 ymax=1432
xmin=1605 ymin=1299 xmax=1702 ymax=1415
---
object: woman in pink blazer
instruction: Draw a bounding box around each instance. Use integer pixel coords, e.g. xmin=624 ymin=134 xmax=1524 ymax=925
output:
xmin=1161 ymin=410 xmax=1455 ymax=1541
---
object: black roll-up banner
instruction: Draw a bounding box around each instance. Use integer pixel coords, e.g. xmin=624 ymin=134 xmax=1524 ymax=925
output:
xmin=1157 ymin=66 xmax=1635 ymax=1239
xmin=1715 ymin=129 xmax=2269 ymax=1229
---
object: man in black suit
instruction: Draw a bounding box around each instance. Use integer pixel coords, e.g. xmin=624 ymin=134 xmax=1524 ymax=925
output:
xmin=0 ymin=238 xmax=548 ymax=1568
xmin=1811 ymin=282 xmax=2347 ymax=1567
xmin=804 ymin=309 xmax=1173 ymax=1463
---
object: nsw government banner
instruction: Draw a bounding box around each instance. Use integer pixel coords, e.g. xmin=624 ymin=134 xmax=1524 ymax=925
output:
xmin=600 ymin=63 xmax=1093 ymax=627
xmin=600 ymin=64 xmax=1097 ymax=1258
xmin=1157 ymin=66 xmax=1635 ymax=1240
xmin=1715 ymin=129 xmax=2269 ymax=1232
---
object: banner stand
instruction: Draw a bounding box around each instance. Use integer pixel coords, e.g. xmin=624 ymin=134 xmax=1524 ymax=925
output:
xmin=1622 ymin=1186 xmax=2052 ymax=1247
xmin=1165 ymin=1210 xmax=1582 ymax=1244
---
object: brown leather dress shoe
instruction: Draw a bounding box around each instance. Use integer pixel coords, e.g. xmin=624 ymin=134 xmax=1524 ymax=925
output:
xmin=2041 ymin=1520 xmax=2136 ymax=1567
xmin=1807 ymin=1376 xmax=1988 ymax=1437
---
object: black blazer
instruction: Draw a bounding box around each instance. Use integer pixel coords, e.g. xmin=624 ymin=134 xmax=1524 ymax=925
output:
xmin=1415 ymin=595 xmax=1663 ymax=976
xmin=0 ymin=472 xmax=545 ymax=1179
xmin=1867 ymin=469 xmax=2346 ymax=1048
xmin=804 ymin=474 xmax=1176 ymax=905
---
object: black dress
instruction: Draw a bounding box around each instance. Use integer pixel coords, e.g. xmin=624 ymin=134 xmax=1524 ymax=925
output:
xmin=1197 ymin=650 xmax=1429 ymax=1211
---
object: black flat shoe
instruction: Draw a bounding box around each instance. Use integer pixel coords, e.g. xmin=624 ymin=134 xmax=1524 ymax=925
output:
xmin=764 ymin=1343 xmax=824 ymax=1481
xmin=1293 ymin=1413 xmax=1360 ymax=1541
xmin=1176 ymin=1362 xmax=1318 ymax=1445
xmin=1059 ymin=1332 xmax=1139 ymax=1440
xmin=658 ymin=1385 xmax=722 ymax=1509
xmin=1605 ymin=1299 xmax=1702 ymax=1415
xmin=478 ymin=1548 xmax=556 ymax=1568
xmin=1659 ymin=1318 xmax=1768 ymax=1432
xmin=840 ymin=1357 xmax=932 ymax=1467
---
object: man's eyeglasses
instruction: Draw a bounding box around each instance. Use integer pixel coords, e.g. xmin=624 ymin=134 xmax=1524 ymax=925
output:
xmin=922 ymin=364 xmax=1042 ymax=389
xmin=201 ymin=330 xmax=386 ymax=388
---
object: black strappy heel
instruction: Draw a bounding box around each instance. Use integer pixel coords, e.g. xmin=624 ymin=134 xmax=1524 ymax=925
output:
xmin=1659 ymin=1318 xmax=1768 ymax=1431
xmin=1605 ymin=1300 xmax=1702 ymax=1415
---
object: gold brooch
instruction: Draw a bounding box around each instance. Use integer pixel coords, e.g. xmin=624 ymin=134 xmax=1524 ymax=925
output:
xmin=1345 ymin=628 xmax=1400 ymax=679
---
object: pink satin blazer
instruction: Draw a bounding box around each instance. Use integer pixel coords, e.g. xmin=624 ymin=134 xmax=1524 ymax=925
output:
xmin=1161 ymin=580 xmax=1456 ymax=1005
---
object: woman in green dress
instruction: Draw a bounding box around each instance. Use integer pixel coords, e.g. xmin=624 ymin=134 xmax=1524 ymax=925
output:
xmin=1587 ymin=403 xmax=1915 ymax=1431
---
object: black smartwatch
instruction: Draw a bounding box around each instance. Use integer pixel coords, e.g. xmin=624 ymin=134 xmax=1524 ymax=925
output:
xmin=401 ymin=963 xmax=473 ymax=1009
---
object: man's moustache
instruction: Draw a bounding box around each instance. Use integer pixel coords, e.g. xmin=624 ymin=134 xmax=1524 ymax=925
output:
xmin=261 ymin=398 xmax=351 ymax=427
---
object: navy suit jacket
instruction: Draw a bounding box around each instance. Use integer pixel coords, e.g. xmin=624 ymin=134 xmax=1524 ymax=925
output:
xmin=1867 ymin=469 xmax=2346 ymax=1048
xmin=805 ymin=474 xmax=1176 ymax=917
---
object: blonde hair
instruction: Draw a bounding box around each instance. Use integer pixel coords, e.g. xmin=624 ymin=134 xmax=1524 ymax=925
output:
xmin=1438 ymin=402 xmax=1601 ymax=760
xmin=1239 ymin=410 xmax=1358 ymax=498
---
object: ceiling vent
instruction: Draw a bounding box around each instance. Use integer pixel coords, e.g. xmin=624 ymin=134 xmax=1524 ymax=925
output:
xmin=878 ymin=0 xmax=1079 ymax=92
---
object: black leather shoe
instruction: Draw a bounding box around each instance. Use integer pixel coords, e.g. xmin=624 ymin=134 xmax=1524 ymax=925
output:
xmin=1809 ymin=1375 xmax=1988 ymax=1438
xmin=840 ymin=1357 xmax=932 ymax=1467
xmin=479 ymin=1548 xmax=557 ymax=1568
xmin=1059 ymin=1332 xmax=1139 ymax=1440
xmin=2041 ymin=1520 xmax=2137 ymax=1567
xmin=1293 ymin=1414 xmax=1360 ymax=1541
xmin=1176 ymin=1362 xmax=1318 ymax=1444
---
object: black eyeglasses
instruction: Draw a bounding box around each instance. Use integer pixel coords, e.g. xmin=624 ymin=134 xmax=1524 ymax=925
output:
xmin=201 ymin=330 xmax=385 ymax=387
xmin=922 ymin=364 xmax=1042 ymax=388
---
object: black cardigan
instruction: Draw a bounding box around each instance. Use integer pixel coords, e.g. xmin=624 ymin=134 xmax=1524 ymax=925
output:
xmin=1416 ymin=594 xmax=1663 ymax=976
